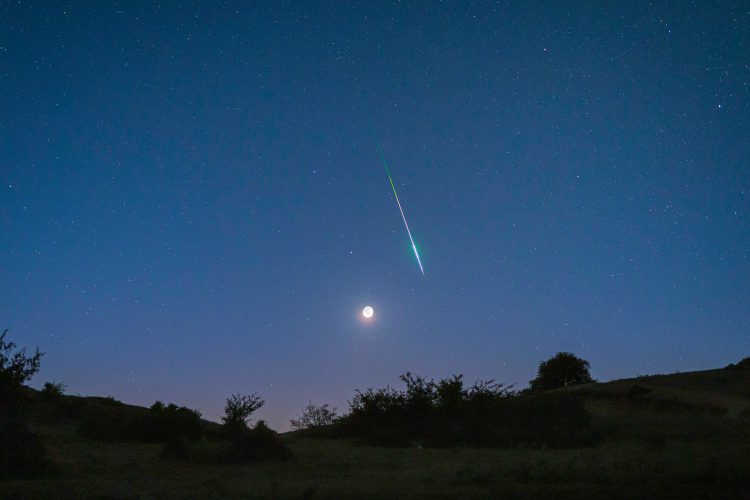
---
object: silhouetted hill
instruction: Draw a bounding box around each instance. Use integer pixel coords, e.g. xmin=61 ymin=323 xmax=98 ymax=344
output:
xmin=20 ymin=365 xmax=750 ymax=439
xmin=21 ymin=385 xmax=223 ymax=438
xmin=567 ymin=368 xmax=750 ymax=419
xmin=288 ymin=366 xmax=750 ymax=439
xmin=2 ymin=365 xmax=748 ymax=498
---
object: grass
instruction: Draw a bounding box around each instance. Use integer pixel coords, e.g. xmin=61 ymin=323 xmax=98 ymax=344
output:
xmin=574 ymin=369 xmax=750 ymax=419
xmin=2 ymin=369 xmax=750 ymax=498
xmin=3 ymin=426 xmax=748 ymax=498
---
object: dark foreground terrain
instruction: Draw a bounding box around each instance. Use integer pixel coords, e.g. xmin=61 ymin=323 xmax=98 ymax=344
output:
xmin=2 ymin=369 xmax=750 ymax=499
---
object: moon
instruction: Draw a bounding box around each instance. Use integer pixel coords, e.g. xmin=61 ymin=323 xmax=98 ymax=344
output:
xmin=362 ymin=306 xmax=374 ymax=319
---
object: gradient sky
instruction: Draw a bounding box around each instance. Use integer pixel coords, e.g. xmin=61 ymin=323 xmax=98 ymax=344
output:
xmin=2 ymin=1 xmax=749 ymax=430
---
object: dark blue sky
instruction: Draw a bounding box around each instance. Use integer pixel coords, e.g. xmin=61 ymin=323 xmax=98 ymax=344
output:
xmin=2 ymin=1 xmax=748 ymax=429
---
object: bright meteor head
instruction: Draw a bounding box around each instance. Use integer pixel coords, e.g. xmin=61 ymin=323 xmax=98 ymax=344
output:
xmin=412 ymin=243 xmax=425 ymax=276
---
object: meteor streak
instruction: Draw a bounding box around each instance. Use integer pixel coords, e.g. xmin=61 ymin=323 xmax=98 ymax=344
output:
xmin=377 ymin=145 xmax=425 ymax=276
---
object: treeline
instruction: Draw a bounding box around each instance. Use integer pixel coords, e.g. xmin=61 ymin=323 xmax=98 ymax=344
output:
xmin=1 ymin=328 xmax=602 ymax=480
xmin=14 ymin=328 xmax=744 ymax=479
xmin=69 ymin=393 xmax=291 ymax=465
xmin=39 ymin=390 xmax=290 ymax=466
xmin=0 ymin=329 xmax=291 ymax=478
xmin=1 ymin=329 xmax=603 ymax=481
xmin=293 ymin=352 xmax=599 ymax=448
xmin=317 ymin=372 xmax=596 ymax=448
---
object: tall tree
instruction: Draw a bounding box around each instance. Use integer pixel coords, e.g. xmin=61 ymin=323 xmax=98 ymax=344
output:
xmin=0 ymin=328 xmax=43 ymax=405
xmin=530 ymin=352 xmax=593 ymax=391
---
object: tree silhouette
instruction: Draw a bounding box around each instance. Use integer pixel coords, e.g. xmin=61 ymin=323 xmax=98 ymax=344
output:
xmin=338 ymin=371 xmax=592 ymax=448
xmin=0 ymin=328 xmax=43 ymax=403
xmin=40 ymin=380 xmax=67 ymax=401
xmin=0 ymin=329 xmax=49 ymax=478
xmin=222 ymin=393 xmax=264 ymax=431
xmin=529 ymin=352 xmax=594 ymax=391
xmin=724 ymin=357 xmax=750 ymax=370
xmin=290 ymin=400 xmax=338 ymax=430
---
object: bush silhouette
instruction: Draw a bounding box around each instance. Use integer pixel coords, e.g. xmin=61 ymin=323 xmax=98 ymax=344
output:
xmin=222 ymin=392 xmax=264 ymax=434
xmin=147 ymin=401 xmax=203 ymax=442
xmin=77 ymin=400 xmax=204 ymax=443
xmin=334 ymin=371 xmax=595 ymax=449
xmin=290 ymin=400 xmax=338 ymax=431
xmin=40 ymin=380 xmax=67 ymax=401
xmin=225 ymin=421 xmax=293 ymax=463
xmin=529 ymin=352 xmax=594 ymax=391
xmin=343 ymin=385 xmax=412 ymax=446
xmin=724 ymin=357 xmax=750 ymax=370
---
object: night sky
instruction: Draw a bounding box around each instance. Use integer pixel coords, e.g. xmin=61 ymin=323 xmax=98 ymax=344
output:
xmin=2 ymin=2 xmax=749 ymax=430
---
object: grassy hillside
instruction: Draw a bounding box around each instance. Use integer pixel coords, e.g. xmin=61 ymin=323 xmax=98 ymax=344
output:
xmin=573 ymin=369 xmax=750 ymax=418
xmin=21 ymin=387 xmax=223 ymax=436
xmin=2 ymin=368 xmax=749 ymax=499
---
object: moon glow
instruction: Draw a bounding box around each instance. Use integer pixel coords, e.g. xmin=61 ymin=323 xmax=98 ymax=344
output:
xmin=362 ymin=306 xmax=374 ymax=319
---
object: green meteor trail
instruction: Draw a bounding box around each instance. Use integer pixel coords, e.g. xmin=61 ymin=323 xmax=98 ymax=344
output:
xmin=377 ymin=145 xmax=425 ymax=276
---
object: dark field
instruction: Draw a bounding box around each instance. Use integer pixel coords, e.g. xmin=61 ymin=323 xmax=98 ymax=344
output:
xmin=2 ymin=369 xmax=750 ymax=499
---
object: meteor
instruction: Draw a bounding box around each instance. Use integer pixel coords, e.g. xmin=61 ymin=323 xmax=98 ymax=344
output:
xmin=377 ymin=145 xmax=425 ymax=276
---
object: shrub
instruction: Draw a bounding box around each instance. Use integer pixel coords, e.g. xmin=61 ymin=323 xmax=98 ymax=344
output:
xmin=342 ymin=386 xmax=411 ymax=446
xmin=224 ymin=421 xmax=293 ymax=463
xmin=290 ymin=400 xmax=338 ymax=430
xmin=147 ymin=401 xmax=203 ymax=442
xmin=77 ymin=400 xmax=204 ymax=443
xmin=724 ymin=357 xmax=750 ymax=370
xmin=40 ymin=380 xmax=67 ymax=400
xmin=222 ymin=393 xmax=264 ymax=433
xmin=334 ymin=371 xmax=595 ymax=449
